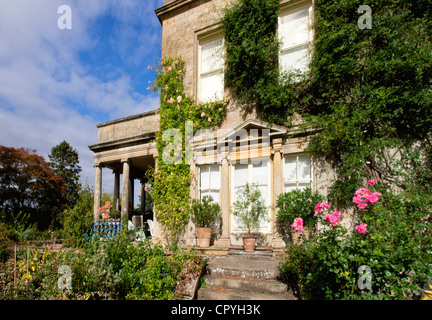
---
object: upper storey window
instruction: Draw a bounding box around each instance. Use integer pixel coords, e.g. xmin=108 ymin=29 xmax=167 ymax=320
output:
xmin=198 ymin=35 xmax=224 ymax=102
xmin=278 ymin=2 xmax=313 ymax=73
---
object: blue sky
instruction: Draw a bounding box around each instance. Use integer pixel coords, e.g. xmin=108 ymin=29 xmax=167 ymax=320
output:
xmin=0 ymin=0 xmax=164 ymax=200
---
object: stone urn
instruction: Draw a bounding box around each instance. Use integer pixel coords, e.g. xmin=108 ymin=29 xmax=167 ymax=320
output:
xmin=197 ymin=227 xmax=212 ymax=248
xmin=242 ymin=235 xmax=258 ymax=252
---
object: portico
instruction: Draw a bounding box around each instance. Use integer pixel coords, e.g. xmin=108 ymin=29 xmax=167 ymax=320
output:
xmin=89 ymin=110 xmax=160 ymax=235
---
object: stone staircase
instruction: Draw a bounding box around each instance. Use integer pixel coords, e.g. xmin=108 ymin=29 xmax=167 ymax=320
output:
xmin=197 ymin=255 xmax=296 ymax=300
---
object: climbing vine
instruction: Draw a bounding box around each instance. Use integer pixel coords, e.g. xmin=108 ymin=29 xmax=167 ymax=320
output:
xmin=147 ymin=57 xmax=228 ymax=245
xmin=221 ymin=0 xmax=309 ymax=125
xmin=222 ymin=0 xmax=432 ymax=204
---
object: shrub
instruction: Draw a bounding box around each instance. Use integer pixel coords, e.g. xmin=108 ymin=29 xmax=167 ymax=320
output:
xmin=280 ymin=181 xmax=432 ymax=300
xmin=276 ymin=187 xmax=324 ymax=232
xmin=190 ymin=196 xmax=221 ymax=228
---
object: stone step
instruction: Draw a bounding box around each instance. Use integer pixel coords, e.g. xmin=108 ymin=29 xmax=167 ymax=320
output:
xmin=197 ymin=287 xmax=296 ymax=300
xmin=204 ymin=275 xmax=288 ymax=295
xmin=197 ymin=255 xmax=296 ymax=300
xmin=206 ymin=255 xmax=282 ymax=280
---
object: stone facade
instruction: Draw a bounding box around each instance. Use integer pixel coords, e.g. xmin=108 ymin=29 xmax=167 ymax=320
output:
xmin=89 ymin=0 xmax=337 ymax=250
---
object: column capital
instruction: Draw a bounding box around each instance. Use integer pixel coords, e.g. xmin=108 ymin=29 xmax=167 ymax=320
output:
xmin=121 ymin=158 xmax=130 ymax=164
xmin=271 ymin=137 xmax=283 ymax=155
xmin=94 ymin=162 xmax=103 ymax=168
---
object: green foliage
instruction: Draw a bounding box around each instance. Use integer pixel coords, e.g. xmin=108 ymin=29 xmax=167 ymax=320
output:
xmin=147 ymin=56 xmax=228 ymax=245
xmin=222 ymin=0 xmax=303 ymax=124
xmin=190 ymin=195 xmax=221 ymax=228
xmin=231 ymin=183 xmax=268 ymax=235
xmin=61 ymin=184 xmax=94 ymax=248
xmin=276 ymin=187 xmax=324 ymax=230
xmin=302 ymin=0 xmax=432 ymax=194
xmin=48 ymin=140 xmax=82 ymax=207
xmin=279 ymin=180 xmax=432 ymax=300
xmin=0 ymin=234 xmax=204 ymax=300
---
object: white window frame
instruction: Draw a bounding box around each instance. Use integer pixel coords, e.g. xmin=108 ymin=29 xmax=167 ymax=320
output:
xmin=278 ymin=1 xmax=313 ymax=74
xmin=230 ymin=158 xmax=271 ymax=233
xmin=197 ymin=34 xmax=224 ymax=102
xmin=199 ymin=164 xmax=221 ymax=204
xmin=283 ymin=153 xmax=313 ymax=192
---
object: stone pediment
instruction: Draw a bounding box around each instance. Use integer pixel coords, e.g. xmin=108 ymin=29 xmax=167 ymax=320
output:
xmin=216 ymin=119 xmax=287 ymax=144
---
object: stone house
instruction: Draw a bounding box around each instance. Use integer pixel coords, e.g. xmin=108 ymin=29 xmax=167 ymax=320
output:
xmin=89 ymin=0 xmax=338 ymax=251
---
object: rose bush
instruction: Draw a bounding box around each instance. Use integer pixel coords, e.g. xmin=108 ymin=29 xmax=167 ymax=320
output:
xmin=280 ymin=179 xmax=432 ymax=300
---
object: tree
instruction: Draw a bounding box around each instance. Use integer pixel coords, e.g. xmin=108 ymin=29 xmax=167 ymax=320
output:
xmin=48 ymin=140 xmax=82 ymax=207
xmin=0 ymin=146 xmax=67 ymax=230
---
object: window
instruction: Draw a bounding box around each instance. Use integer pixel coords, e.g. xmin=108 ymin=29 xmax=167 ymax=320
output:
xmin=198 ymin=35 xmax=224 ymax=102
xmin=283 ymin=154 xmax=312 ymax=192
xmin=199 ymin=164 xmax=220 ymax=203
xmin=278 ymin=3 xmax=312 ymax=73
xmin=232 ymin=159 xmax=270 ymax=231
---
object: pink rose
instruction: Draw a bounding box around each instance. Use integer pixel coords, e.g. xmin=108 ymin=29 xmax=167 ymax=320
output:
xmin=368 ymin=179 xmax=376 ymax=185
xmin=207 ymin=117 xmax=212 ymax=122
xmin=291 ymin=217 xmax=304 ymax=232
xmin=314 ymin=202 xmax=330 ymax=216
xmin=167 ymin=97 xmax=174 ymax=104
xmin=201 ymin=112 xmax=205 ymax=117
xmin=355 ymin=222 xmax=367 ymax=234
xmin=177 ymin=96 xmax=182 ymax=103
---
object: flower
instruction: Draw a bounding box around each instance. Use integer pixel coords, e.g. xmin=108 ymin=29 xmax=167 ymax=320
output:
xmin=323 ymin=211 xmax=341 ymax=226
xmin=314 ymin=202 xmax=330 ymax=216
xmin=201 ymin=112 xmax=205 ymax=117
xmin=167 ymin=97 xmax=174 ymax=104
xmin=207 ymin=117 xmax=212 ymax=122
xmin=368 ymin=179 xmax=376 ymax=185
xmin=177 ymin=96 xmax=182 ymax=103
xmin=291 ymin=217 xmax=304 ymax=233
xmin=355 ymin=222 xmax=367 ymax=234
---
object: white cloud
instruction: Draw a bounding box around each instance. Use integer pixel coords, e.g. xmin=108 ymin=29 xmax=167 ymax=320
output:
xmin=0 ymin=0 xmax=163 ymax=202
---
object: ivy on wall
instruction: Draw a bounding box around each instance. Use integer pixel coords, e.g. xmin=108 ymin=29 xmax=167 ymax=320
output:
xmin=221 ymin=0 xmax=432 ymax=204
xmin=147 ymin=57 xmax=228 ymax=245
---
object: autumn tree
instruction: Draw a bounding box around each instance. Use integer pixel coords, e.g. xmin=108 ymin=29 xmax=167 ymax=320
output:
xmin=0 ymin=146 xmax=67 ymax=230
xmin=48 ymin=140 xmax=82 ymax=207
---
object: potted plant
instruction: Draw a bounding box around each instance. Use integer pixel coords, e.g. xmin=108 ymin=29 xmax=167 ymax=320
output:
xmin=190 ymin=195 xmax=221 ymax=247
xmin=231 ymin=183 xmax=268 ymax=252
xmin=275 ymin=187 xmax=324 ymax=243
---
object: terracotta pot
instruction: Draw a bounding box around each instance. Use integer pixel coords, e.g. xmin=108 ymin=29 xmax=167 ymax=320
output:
xmin=197 ymin=227 xmax=212 ymax=248
xmin=242 ymin=235 xmax=258 ymax=252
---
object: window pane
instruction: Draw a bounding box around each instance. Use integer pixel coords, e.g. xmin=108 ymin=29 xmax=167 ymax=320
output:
xmin=298 ymin=182 xmax=311 ymax=190
xmin=279 ymin=8 xmax=309 ymax=49
xmin=210 ymin=165 xmax=220 ymax=189
xmin=252 ymin=160 xmax=268 ymax=185
xmin=280 ymin=45 xmax=309 ymax=72
xmin=200 ymin=38 xmax=224 ymax=74
xmin=257 ymin=185 xmax=268 ymax=206
xmin=201 ymin=190 xmax=210 ymax=200
xmin=210 ymin=190 xmax=220 ymax=204
xmin=199 ymin=71 xmax=224 ymax=101
xmin=234 ymin=164 xmax=248 ymax=187
xmin=284 ymin=156 xmax=297 ymax=182
xmin=284 ymin=184 xmax=297 ymax=193
xmin=200 ymin=166 xmax=210 ymax=189
xmin=298 ymin=154 xmax=311 ymax=180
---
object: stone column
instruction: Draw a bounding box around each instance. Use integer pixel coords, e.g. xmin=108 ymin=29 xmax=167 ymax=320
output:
xmin=272 ymin=138 xmax=284 ymax=247
xmin=219 ymin=146 xmax=231 ymax=247
xmin=93 ymin=163 xmax=102 ymax=222
xmin=140 ymin=181 xmax=146 ymax=215
xmin=129 ymin=177 xmax=134 ymax=213
xmin=121 ymin=159 xmax=130 ymax=219
xmin=113 ymin=171 xmax=120 ymax=211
